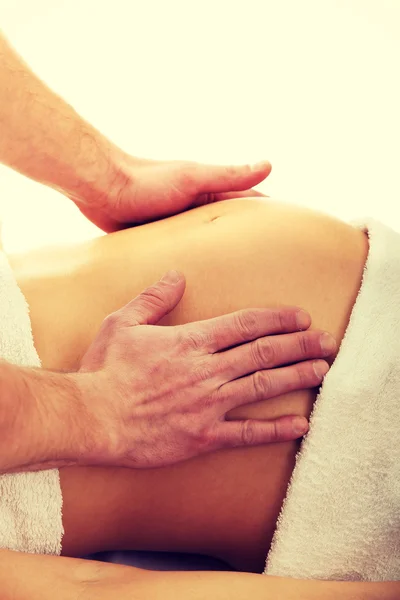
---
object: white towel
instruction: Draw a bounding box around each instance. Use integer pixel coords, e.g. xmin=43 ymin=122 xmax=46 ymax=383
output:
xmin=264 ymin=217 xmax=400 ymax=581
xmin=0 ymin=249 xmax=63 ymax=554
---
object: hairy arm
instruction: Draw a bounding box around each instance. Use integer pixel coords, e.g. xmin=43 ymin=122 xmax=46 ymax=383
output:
xmin=0 ymin=31 xmax=124 ymax=209
xmin=0 ymin=360 xmax=86 ymax=474
xmin=0 ymin=550 xmax=398 ymax=600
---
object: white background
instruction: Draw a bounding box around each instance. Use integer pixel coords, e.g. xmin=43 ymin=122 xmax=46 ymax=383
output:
xmin=0 ymin=0 xmax=399 ymax=252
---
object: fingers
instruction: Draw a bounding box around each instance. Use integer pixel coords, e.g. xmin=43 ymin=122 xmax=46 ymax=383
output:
xmin=218 ymin=329 xmax=336 ymax=380
xmin=115 ymin=270 xmax=186 ymax=326
xmin=212 ymin=190 xmax=268 ymax=200
xmin=193 ymin=161 xmax=272 ymax=195
xmin=215 ymin=359 xmax=330 ymax=412
xmin=211 ymin=415 xmax=310 ymax=449
xmin=195 ymin=307 xmax=312 ymax=353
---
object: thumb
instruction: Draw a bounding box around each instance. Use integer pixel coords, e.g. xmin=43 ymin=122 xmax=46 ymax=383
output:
xmin=128 ymin=270 xmax=186 ymax=325
xmin=193 ymin=160 xmax=272 ymax=195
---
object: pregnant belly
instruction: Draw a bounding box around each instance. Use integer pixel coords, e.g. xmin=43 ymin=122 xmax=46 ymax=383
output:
xmin=8 ymin=198 xmax=368 ymax=573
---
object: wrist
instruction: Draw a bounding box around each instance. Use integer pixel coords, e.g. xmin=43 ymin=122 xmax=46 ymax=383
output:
xmin=39 ymin=370 xmax=93 ymax=468
xmin=67 ymin=136 xmax=132 ymax=213
xmin=71 ymin=370 xmax=114 ymax=466
xmin=0 ymin=362 xmax=88 ymax=473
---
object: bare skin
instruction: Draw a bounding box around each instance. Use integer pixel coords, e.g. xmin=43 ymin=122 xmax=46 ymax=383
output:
xmin=1 ymin=29 xmax=396 ymax=600
xmin=0 ymin=549 xmax=397 ymax=600
xmin=5 ymin=196 xmax=394 ymax=599
xmin=9 ymin=196 xmax=368 ymax=565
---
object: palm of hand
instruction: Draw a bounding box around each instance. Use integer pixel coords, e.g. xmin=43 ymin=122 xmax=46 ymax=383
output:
xmin=78 ymin=156 xmax=270 ymax=232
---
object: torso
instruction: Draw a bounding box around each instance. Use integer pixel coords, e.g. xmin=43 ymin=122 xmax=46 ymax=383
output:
xmin=8 ymin=198 xmax=369 ymax=571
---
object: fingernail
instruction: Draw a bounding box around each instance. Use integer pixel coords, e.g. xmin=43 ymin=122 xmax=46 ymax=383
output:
xmin=296 ymin=310 xmax=310 ymax=330
xmin=161 ymin=270 xmax=181 ymax=284
xmin=313 ymin=360 xmax=329 ymax=379
xmin=293 ymin=418 xmax=309 ymax=436
xmin=320 ymin=332 xmax=336 ymax=354
xmin=250 ymin=160 xmax=271 ymax=172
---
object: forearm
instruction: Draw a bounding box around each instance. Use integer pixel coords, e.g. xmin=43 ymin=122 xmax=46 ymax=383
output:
xmin=0 ymin=31 xmax=126 ymax=206
xmin=0 ymin=360 xmax=86 ymax=474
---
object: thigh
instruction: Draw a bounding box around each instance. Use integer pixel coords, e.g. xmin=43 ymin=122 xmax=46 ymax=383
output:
xmin=8 ymin=198 xmax=368 ymax=571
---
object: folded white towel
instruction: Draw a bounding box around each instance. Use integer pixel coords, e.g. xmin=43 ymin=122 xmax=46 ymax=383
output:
xmin=264 ymin=217 xmax=400 ymax=581
xmin=0 ymin=249 xmax=63 ymax=554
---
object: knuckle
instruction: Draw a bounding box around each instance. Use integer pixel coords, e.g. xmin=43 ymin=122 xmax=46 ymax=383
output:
xmin=235 ymin=310 xmax=259 ymax=339
xmin=140 ymin=285 xmax=167 ymax=309
xmin=183 ymin=329 xmax=208 ymax=351
xmin=224 ymin=165 xmax=238 ymax=178
xmin=252 ymin=337 xmax=276 ymax=367
xmin=102 ymin=311 xmax=119 ymax=332
xmin=297 ymin=332 xmax=312 ymax=356
xmin=174 ymin=327 xmax=188 ymax=348
xmin=212 ymin=383 xmax=227 ymax=406
xmin=269 ymin=420 xmax=279 ymax=443
xmin=177 ymin=162 xmax=197 ymax=190
xmin=205 ymin=428 xmax=218 ymax=450
xmin=192 ymin=361 xmax=214 ymax=383
xmin=192 ymin=423 xmax=212 ymax=449
xmin=241 ymin=420 xmax=256 ymax=446
xmin=252 ymin=370 xmax=273 ymax=399
xmin=268 ymin=309 xmax=285 ymax=331
xmin=211 ymin=355 xmax=227 ymax=376
xmin=294 ymin=363 xmax=309 ymax=387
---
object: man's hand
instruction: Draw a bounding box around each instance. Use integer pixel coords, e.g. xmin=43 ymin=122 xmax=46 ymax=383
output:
xmin=77 ymin=154 xmax=272 ymax=232
xmin=76 ymin=270 xmax=336 ymax=469
xmin=0 ymin=33 xmax=270 ymax=232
